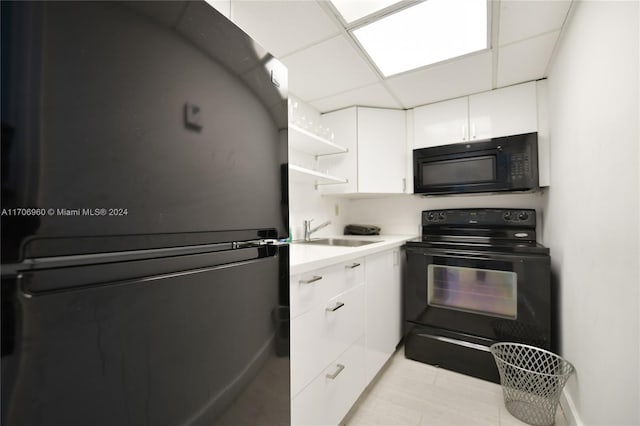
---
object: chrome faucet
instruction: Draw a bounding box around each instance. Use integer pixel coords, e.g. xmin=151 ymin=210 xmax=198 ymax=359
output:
xmin=303 ymin=219 xmax=331 ymax=241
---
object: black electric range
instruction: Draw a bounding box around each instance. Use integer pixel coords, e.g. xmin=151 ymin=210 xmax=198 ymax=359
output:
xmin=404 ymin=208 xmax=552 ymax=383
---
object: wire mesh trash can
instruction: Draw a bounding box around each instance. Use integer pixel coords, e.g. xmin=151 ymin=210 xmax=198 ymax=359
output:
xmin=490 ymin=342 xmax=574 ymax=426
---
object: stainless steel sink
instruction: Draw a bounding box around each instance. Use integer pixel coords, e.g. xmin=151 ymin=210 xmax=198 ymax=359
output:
xmin=299 ymin=238 xmax=380 ymax=247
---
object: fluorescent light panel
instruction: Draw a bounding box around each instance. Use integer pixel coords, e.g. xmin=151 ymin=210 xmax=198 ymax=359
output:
xmin=353 ymin=0 xmax=488 ymax=77
xmin=330 ymin=0 xmax=402 ymax=23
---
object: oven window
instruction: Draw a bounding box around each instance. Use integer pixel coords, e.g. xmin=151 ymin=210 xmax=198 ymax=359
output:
xmin=421 ymin=156 xmax=495 ymax=185
xmin=427 ymin=264 xmax=517 ymax=319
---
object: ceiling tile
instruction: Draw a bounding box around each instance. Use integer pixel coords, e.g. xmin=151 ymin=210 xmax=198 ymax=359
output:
xmin=385 ymin=51 xmax=493 ymax=108
xmin=282 ymin=35 xmax=380 ymax=102
xmin=499 ymin=0 xmax=571 ymax=46
xmin=497 ymin=30 xmax=560 ymax=86
xmin=230 ymin=1 xmax=341 ymax=58
xmin=309 ymin=82 xmax=402 ymax=113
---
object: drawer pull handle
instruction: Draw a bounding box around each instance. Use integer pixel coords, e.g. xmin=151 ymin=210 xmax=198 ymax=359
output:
xmin=345 ymin=263 xmax=361 ymax=269
xmin=299 ymin=275 xmax=322 ymax=285
xmin=325 ymin=301 xmax=345 ymax=312
xmin=326 ymin=364 xmax=345 ymax=380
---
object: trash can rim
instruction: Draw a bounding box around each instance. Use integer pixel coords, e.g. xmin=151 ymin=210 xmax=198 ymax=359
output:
xmin=489 ymin=342 xmax=575 ymax=378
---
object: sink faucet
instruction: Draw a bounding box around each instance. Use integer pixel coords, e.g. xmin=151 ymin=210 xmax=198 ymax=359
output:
xmin=303 ymin=219 xmax=331 ymax=241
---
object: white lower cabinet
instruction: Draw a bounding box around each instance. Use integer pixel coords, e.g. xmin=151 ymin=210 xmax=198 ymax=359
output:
xmin=291 ymin=338 xmax=366 ymax=426
xmin=290 ymin=258 xmax=364 ymax=319
xmin=291 ymin=283 xmax=365 ymax=397
xmin=291 ymin=248 xmax=403 ymax=425
xmin=364 ymin=249 xmax=403 ymax=383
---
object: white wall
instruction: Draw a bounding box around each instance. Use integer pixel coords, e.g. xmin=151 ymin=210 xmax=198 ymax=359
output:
xmin=348 ymin=192 xmax=546 ymax=238
xmin=289 ymin=180 xmax=350 ymax=240
xmin=543 ymin=1 xmax=639 ymax=425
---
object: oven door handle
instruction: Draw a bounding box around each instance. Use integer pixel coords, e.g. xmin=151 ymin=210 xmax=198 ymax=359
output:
xmin=418 ymin=333 xmax=491 ymax=353
xmin=412 ymin=249 xmax=524 ymax=261
xmin=431 ymin=251 xmax=501 ymax=261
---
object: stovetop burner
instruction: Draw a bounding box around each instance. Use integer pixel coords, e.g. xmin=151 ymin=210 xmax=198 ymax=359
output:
xmin=406 ymin=208 xmax=549 ymax=255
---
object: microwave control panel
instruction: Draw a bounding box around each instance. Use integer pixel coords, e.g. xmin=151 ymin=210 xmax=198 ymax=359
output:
xmin=508 ymin=153 xmax=532 ymax=183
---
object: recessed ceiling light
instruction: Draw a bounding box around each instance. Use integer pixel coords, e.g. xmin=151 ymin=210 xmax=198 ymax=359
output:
xmin=329 ymin=0 xmax=403 ymax=24
xmin=352 ymin=0 xmax=488 ymax=77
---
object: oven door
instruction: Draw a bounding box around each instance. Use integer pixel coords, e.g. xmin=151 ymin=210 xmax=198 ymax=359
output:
xmin=405 ymin=245 xmax=551 ymax=349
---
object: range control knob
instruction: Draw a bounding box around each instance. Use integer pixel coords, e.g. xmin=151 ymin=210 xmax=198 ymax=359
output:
xmin=519 ymin=212 xmax=529 ymax=221
xmin=439 ymin=212 xmax=446 ymax=220
xmin=503 ymin=212 xmax=512 ymax=221
xmin=426 ymin=212 xmax=436 ymax=221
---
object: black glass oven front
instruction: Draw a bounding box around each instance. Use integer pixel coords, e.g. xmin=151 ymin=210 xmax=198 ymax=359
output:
xmin=406 ymin=247 xmax=551 ymax=347
xmin=404 ymin=244 xmax=551 ymax=383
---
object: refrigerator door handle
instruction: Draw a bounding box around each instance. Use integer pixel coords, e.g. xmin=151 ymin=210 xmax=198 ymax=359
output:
xmin=232 ymin=239 xmax=280 ymax=249
xmin=19 ymin=246 xmax=280 ymax=295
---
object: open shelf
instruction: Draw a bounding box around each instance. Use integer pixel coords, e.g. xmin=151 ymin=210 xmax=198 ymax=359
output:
xmin=288 ymin=164 xmax=348 ymax=186
xmin=288 ymin=123 xmax=348 ymax=156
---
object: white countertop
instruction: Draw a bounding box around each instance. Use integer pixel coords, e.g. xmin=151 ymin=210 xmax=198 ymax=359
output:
xmin=289 ymin=235 xmax=416 ymax=275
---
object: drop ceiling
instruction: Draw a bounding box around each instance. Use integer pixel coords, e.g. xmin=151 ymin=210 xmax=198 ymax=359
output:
xmin=224 ymin=0 xmax=573 ymax=113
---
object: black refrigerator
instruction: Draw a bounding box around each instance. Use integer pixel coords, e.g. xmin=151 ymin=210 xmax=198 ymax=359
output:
xmin=1 ymin=2 xmax=290 ymax=425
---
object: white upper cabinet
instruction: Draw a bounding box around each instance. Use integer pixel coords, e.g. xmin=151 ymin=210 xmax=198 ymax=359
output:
xmin=469 ymin=81 xmax=538 ymax=141
xmin=412 ymin=81 xmax=538 ymax=148
xmin=320 ymin=107 xmax=407 ymax=195
xmin=413 ymin=97 xmax=468 ymax=148
xmin=357 ymin=108 xmax=406 ymax=194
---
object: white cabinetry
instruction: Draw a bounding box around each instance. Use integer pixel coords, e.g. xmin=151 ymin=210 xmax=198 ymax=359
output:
xmin=291 ymin=337 xmax=366 ymax=426
xmin=291 ymin=258 xmax=366 ymax=425
xmin=357 ymin=108 xmax=407 ymax=193
xmin=469 ymin=82 xmax=538 ymax=141
xmin=413 ymin=97 xmax=468 ymax=148
xmin=291 ymin=248 xmax=404 ymax=425
xmin=364 ymin=249 xmax=403 ymax=383
xmin=320 ymin=107 xmax=407 ymax=195
xmin=413 ymin=81 xmax=538 ymax=148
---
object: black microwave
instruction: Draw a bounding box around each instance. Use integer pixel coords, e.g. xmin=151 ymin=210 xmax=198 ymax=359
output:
xmin=413 ymin=132 xmax=539 ymax=195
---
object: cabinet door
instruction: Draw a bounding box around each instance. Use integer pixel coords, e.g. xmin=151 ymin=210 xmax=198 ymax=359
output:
xmin=290 ymin=258 xmax=364 ymax=319
xmin=469 ymin=81 xmax=537 ymax=141
xmin=364 ymin=249 xmax=402 ymax=383
xmin=291 ymin=284 xmax=365 ymax=397
xmin=319 ymin=108 xmax=357 ymax=194
xmin=413 ymin=97 xmax=468 ymax=148
xmin=357 ymin=108 xmax=407 ymax=193
xmin=291 ymin=338 xmax=366 ymax=426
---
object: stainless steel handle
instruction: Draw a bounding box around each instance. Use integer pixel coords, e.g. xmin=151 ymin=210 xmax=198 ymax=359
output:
xmin=345 ymin=262 xmax=361 ymax=269
xmin=299 ymin=275 xmax=322 ymax=284
xmin=325 ymin=301 xmax=345 ymax=312
xmin=419 ymin=333 xmax=491 ymax=353
xmin=325 ymin=364 xmax=345 ymax=380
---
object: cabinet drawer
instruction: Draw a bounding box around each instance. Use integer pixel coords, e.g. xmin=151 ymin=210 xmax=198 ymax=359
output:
xmin=292 ymin=338 xmax=366 ymax=426
xmin=290 ymin=257 xmax=364 ymax=318
xmin=291 ymin=284 xmax=365 ymax=397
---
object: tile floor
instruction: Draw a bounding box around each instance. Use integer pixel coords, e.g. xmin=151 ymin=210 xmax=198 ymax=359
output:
xmin=342 ymin=347 xmax=568 ymax=426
